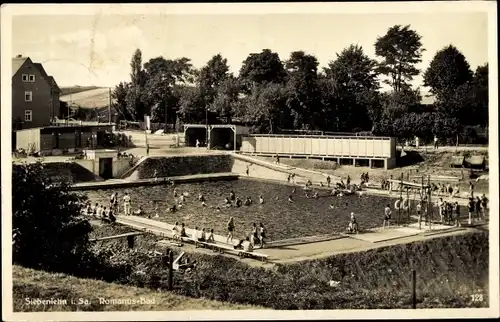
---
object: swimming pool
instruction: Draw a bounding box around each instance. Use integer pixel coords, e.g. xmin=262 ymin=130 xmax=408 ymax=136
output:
xmin=83 ymin=178 xmax=415 ymax=241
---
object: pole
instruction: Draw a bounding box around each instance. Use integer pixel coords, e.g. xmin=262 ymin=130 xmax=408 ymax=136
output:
xmin=407 ymin=186 xmax=410 ymax=222
xmin=68 ymin=87 xmax=71 ymax=124
xmin=419 ymin=176 xmax=423 ymax=229
xmin=108 ymin=87 xmax=112 ymax=124
xmin=428 ymin=175 xmax=432 ymax=231
xmin=411 ymin=269 xmax=417 ymax=309
xmin=205 ymin=106 xmax=208 ymax=147
xmin=398 ymin=173 xmax=403 ymax=225
xmin=168 ymin=250 xmax=174 ymax=290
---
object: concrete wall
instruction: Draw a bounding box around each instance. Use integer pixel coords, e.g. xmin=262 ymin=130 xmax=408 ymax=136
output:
xmin=113 ymin=159 xmax=133 ymax=178
xmin=241 ymin=135 xmax=395 ymax=159
xmin=231 ymin=158 xmax=290 ymax=182
xmin=74 ymin=158 xmax=132 ymax=178
xmin=16 ymin=128 xmax=40 ymax=151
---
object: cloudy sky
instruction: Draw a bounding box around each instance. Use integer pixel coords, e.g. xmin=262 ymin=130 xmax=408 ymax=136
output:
xmin=9 ymin=4 xmax=491 ymax=89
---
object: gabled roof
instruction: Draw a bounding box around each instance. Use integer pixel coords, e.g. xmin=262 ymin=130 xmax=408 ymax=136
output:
xmin=12 ymin=57 xmax=29 ymax=76
xmin=48 ymin=76 xmax=61 ymax=93
xmin=12 ymin=56 xmax=60 ymax=93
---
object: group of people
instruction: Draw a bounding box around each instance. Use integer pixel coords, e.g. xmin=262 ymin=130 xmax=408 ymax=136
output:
xmin=466 ymin=194 xmax=488 ymax=224
xmin=231 ymin=220 xmax=267 ymax=251
xmin=436 ymin=198 xmax=462 ymax=226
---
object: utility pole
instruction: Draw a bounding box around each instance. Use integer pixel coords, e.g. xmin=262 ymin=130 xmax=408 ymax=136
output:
xmin=108 ymin=87 xmax=112 ymax=124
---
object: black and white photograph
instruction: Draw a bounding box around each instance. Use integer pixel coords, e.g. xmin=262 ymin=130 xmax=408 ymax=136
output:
xmin=1 ymin=2 xmax=498 ymax=321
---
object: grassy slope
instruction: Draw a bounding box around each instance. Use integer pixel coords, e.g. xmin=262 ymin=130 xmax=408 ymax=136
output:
xmin=12 ymin=265 xmax=264 ymax=312
xmin=256 ymin=149 xmax=489 ymax=194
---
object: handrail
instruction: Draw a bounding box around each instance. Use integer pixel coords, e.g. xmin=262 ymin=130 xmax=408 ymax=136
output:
xmin=244 ymin=134 xmax=392 ymax=140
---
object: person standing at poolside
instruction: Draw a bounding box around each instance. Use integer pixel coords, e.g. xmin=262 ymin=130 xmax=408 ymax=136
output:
xmin=123 ymin=192 xmax=131 ymax=215
xmin=481 ymin=194 xmax=488 ymax=217
xmin=226 ymin=217 xmax=235 ymax=244
xmin=467 ymin=197 xmax=475 ymax=225
xmin=383 ymin=204 xmax=392 ymax=228
xmin=326 ymin=175 xmax=331 ymax=187
xmin=259 ymin=223 xmax=266 ymax=248
xmin=259 ymin=195 xmax=264 ymax=204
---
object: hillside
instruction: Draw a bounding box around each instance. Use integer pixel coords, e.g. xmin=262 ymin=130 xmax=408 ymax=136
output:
xmin=60 ymin=87 xmax=114 ymax=109
xmin=12 ymin=265 xmax=264 ymax=312
xmin=60 ymin=86 xmax=100 ymax=96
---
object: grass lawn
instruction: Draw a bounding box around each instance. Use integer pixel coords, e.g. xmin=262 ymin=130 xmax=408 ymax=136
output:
xmin=12 ymin=265 xmax=264 ymax=312
xmin=87 ymin=224 xmax=489 ymax=309
xmin=83 ymin=179 xmax=412 ymax=241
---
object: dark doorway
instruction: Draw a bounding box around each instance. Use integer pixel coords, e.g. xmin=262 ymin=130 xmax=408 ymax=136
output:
xmin=96 ymin=131 xmax=105 ymax=148
xmin=210 ymin=128 xmax=234 ymax=150
xmin=185 ymin=127 xmax=207 ymax=147
xmin=99 ymin=158 xmax=113 ymax=179
xmin=52 ymin=132 xmax=59 ymax=149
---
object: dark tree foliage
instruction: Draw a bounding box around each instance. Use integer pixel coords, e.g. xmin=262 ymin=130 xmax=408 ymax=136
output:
xmin=375 ymin=25 xmax=425 ymax=92
xmin=323 ymin=45 xmax=380 ymax=131
xmin=423 ymin=45 xmax=473 ymax=102
xmin=285 ymin=51 xmax=322 ymax=130
xmin=12 ymin=162 xmax=92 ymax=271
xmin=239 ymin=49 xmax=287 ymax=91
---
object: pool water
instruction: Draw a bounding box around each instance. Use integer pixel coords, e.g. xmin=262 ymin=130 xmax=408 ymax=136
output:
xmin=83 ymin=179 xmax=418 ymax=241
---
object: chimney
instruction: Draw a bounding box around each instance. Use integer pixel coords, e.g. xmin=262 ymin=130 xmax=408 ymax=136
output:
xmin=16 ymin=54 xmax=22 ymax=58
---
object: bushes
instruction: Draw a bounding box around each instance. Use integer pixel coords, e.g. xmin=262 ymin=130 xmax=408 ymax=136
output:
xmin=136 ymin=155 xmax=233 ymax=178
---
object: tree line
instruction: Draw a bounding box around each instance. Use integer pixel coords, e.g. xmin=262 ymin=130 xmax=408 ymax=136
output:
xmin=112 ymin=24 xmax=488 ymax=144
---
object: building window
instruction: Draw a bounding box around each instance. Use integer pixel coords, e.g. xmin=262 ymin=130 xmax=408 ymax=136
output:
xmin=25 ymin=110 xmax=32 ymax=122
xmin=22 ymin=74 xmax=28 ymax=82
xmin=29 ymin=75 xmax=35 ymax=82
xmin=25 ymin=91 xmax=32 ymax=102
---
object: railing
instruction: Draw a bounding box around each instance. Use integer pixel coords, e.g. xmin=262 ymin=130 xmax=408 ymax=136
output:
xmin=245 ymin=134 xmax=392 ymax=140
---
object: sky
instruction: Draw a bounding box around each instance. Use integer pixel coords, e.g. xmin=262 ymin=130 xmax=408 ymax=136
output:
xmin=10 ymin=8 xmax=489 ymax=89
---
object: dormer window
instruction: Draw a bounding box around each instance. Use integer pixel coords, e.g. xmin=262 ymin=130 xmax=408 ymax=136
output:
xmin=22 ymin=74 xmax=28 ymax=82
xmin=29 ymin=75 xmax=35 ymax=82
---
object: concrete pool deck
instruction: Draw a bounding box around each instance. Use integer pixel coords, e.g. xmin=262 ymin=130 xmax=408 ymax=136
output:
xmin=113 ymin=214 xmax=486 ymax=266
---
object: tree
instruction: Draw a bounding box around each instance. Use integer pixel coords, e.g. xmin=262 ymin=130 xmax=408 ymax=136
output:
xmin=423 ymin=45 xmax=473 ymax=102
xmin=379 ymin=88 xmax=422 ymax=120
xmin=239 ymin=83 xmax=289 ymax=133
xmin=198 ymin=54 xmax=231 ymax=106
xmin=375 ymin=25 xmax=425 ymax=92
xmin=471 ymin=63 xmax=488 ymax=126
xmin=323 ymin=45 xmax=380 ymax=131
xmin=127 ymin=49 xmax=147 ymax=120
xmin=141 ymin=57 xmax=195 ymax=123
xmin=112 ymin=82 xmax=134 ymax=121
xmin=239 ymin=49 xmax=287 ymax=91
xmin=177 ymin=85 xmax=206 ymax=124
xmin=284 ymin=51 xmax=322 ymax=130
xmin=210 ymin=76 xmax=241 ymax=124
xmin=12 ymin=162 xmax=92 ymax=271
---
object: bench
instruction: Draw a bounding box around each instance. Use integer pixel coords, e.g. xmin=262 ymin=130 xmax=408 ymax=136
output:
xmin=237 ymin=250 xmax=269 ymax=262
xmin=183 ymin=237 xmax=269 ymax=262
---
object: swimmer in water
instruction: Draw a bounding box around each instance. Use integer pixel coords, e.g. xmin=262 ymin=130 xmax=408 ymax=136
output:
xmin=313 ymin=192 xmax=319 ymax=199
xmin=201 ymin=200 xmax=207 ymax=207
xmin=329 ymin=204 xmax=335 ymax=209
xmin=259 ymin=195 xmax=264 ymax=204
xmin=244 ymin=196 xmax=252 ymax=206
xmin=229 ymin=191 xmax=236 ymax=201
xmin=292 ymin=187 xmax=296 ymax=194
xmin=235 ymin=197 xmax=243 ymax=207
xmin=199 ymin=193 xmax=205 ymax=202
xmin=173 ymin=188 xmax=178 ymax=198
xmin=224 ymin=197 xmax=231 ymax=205
xmin=288 ymin=195 xmax=294 ymax=203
